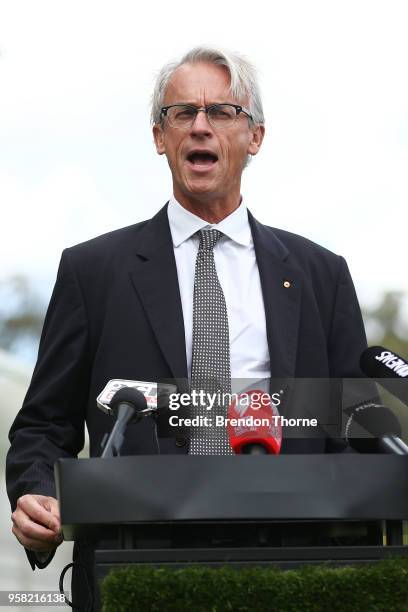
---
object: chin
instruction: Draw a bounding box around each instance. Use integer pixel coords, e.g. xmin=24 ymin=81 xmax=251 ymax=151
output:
xmin=184 ymin=180 xmax=218 ymax=195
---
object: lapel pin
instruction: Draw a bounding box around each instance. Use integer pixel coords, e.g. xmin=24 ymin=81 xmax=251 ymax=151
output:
xmin=283 ymin=280 xmax=291 ymax=288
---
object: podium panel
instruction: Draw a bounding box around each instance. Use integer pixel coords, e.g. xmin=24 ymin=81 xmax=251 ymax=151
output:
xmin=55 ymin=455 xmax=408 ymax=571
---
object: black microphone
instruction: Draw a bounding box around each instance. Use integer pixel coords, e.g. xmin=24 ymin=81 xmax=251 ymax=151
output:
xmin=360 ymin=346 xmax=408 ymax=405
xmin=345 ymin=402 xmax=408 ymax=455
xmin=101 ymin=387 xmax=149 ymax=458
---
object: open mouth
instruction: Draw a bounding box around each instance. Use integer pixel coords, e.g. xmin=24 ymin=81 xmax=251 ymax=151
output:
xmin=186 ymin=151 xmax=218 ymax=167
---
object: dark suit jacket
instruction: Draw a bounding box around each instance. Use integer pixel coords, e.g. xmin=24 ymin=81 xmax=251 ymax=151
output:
xmin=6 ymin=203 xmax=368 ymax=608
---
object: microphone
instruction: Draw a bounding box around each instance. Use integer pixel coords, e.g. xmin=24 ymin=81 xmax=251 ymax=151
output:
xmin=227 ymin=387 xmax=282 ymax=455
xmin=344 ymin=402 xmax=408 ymax=455
xmin=97 ymin=378 xmax=177 ymax=416
xmin=101 ymin=387 xmax=149 ymax=458
xmin=360 ymin=346 xmax=408 ymax=405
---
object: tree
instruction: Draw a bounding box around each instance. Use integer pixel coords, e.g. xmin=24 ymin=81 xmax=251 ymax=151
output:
xmin=0 ymin=275 xmax=45 ymax=361
xmin=363 ymin=291 xmax=408 ymax=358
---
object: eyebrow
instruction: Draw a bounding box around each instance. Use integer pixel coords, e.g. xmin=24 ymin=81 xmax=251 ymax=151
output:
xmin=170 ymin=101 xmax=238 ymax=107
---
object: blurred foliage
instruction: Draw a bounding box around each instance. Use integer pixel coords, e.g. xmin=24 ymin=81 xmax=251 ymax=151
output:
xmin=0 ymin=275 xmax=45 ymax=355
xmin=362 ymin=291 xmax=408 ymax=358
xmin=362 ymin=291 xmax=408 ymax=438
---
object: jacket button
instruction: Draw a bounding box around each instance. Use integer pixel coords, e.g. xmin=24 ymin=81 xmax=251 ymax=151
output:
xmin=175 ymin=436 xmax=187 ymax=448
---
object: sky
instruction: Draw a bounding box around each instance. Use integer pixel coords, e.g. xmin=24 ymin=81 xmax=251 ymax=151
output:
xmin=1 ymin=0 xmax=407 ymax=350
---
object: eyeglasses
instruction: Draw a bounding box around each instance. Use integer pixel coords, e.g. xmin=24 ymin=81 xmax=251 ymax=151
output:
xmin=160 ymin=103 xmax=254 ymax=129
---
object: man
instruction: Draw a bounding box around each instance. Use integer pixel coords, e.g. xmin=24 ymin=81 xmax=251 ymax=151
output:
xmin=7 ymin=46 xmax=368 ymax=608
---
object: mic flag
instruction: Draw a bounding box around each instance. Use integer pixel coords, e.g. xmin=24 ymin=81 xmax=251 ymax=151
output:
xmin=227 ymin=388 xmax=282 ymax=454
xmin=97 ymin=378 xmax=177 ymax=415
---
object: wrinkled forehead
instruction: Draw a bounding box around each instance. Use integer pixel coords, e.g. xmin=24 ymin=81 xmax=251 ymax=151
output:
xmin=163 ymin=62 xmax=247 ymax=107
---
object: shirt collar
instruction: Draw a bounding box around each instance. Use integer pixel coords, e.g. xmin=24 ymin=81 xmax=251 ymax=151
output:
xmin=167 ymin=195 xmax=252 ymax=248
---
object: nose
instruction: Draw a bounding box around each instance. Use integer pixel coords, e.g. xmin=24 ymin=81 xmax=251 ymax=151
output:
xmin=190 ymin=109 xmax=213 ymax=135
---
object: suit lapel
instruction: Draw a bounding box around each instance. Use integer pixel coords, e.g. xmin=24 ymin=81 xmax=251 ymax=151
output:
xmin=129 ymin=204 xmax=188 ymax=385
xmin=248 ymin=211 xmax=302 ymax=379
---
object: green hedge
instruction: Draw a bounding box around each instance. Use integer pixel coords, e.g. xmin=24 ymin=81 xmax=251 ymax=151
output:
xmin=101 ymin=559 xmax=408 ymax=612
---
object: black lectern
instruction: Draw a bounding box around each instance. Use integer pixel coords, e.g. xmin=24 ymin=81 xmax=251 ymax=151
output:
xmin=55 ymin=455 xmax=408 ymax=577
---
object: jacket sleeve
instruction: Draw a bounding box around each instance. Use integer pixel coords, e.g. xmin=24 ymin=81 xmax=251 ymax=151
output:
xmin=327 ymin=256 xmax=368 ymax=379
xmin=6 ymin=249 xmax=91 ymax=564
xmin=26 ymin=549 xmax=57 ymax=571
xmin=324 ymin=255 xmax=374 ymax=452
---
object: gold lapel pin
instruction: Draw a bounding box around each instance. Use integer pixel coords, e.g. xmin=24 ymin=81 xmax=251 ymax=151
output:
xmin=283 ymin=280 xmax=291 ymax=288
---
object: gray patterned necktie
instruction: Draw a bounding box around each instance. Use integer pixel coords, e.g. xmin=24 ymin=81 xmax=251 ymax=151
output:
xmin=189 ymin=229 xmax=233 ymax=455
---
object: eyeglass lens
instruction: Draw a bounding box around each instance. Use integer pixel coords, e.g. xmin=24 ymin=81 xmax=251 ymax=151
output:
xmin=166 ymin=105 xmax=238 ymax=128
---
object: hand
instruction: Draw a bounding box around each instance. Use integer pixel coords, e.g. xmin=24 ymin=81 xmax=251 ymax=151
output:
xmin=11 ymin=495 xmax=63 ymax=553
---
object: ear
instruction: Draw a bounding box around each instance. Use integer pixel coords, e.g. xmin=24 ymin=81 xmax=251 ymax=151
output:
xmin=153 ymin=123 xmax=166 ymax=155
xmin=247 ymin=124 xmax=265 ymax=156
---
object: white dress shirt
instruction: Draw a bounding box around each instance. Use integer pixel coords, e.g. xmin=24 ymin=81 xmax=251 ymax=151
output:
xmin=167 ymin=196 xmax=271 ymax=385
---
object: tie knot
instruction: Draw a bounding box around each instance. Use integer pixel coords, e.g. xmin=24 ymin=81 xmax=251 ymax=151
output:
xmin=198 ymin=229 xmax=223 ymax=252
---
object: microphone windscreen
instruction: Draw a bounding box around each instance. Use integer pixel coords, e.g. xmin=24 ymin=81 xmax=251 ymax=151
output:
xmin=360 ymin=346 xmax=408 ymax=379
xmin=347 ymin=403 xmax=402 ymax=438
xmin=109 ymin=387 xmax=147 ymax=413
xmin=345 ymin=403 xmax=402 ymax=454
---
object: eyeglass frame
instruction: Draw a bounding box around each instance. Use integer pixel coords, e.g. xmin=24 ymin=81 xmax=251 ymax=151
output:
xmin=159 ymin=103 xmax=254 ymax=129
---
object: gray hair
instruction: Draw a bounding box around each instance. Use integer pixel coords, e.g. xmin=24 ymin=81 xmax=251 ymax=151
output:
xmin=151 ymin=46 xmax=264 ymax=126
